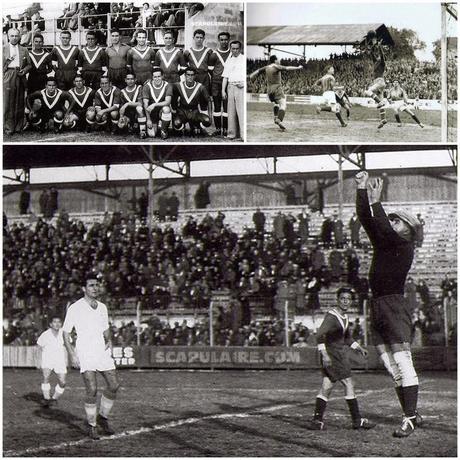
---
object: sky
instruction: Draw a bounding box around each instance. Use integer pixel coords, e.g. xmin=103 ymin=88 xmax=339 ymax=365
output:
xmin=3 ymin=150 xmax=455 ymax=185
xmin=247 ymin=2 xmax=453 ymax=62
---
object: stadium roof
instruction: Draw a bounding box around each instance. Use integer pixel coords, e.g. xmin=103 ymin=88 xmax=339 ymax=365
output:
xmin=3 ymin=145 xmax=451 ymax=170
xmin=248 ymin=23 xmax=394 ymax=47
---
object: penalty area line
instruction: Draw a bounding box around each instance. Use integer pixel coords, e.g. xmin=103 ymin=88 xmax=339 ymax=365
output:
xmin=4 ymin=380 xmax=436 ymax=457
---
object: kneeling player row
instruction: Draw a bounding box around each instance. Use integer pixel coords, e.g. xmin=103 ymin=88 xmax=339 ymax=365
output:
xmin=26 ymin=67 xmax=216 ymax=139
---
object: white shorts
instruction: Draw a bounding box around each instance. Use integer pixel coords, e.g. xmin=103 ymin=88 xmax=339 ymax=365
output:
xmin=41 ymin=359 xmax=67 ymax=375
xmin=77 ymin=346 xmax=116 ymax=374
xmin=322 ymin=90 xmax=336 ymax=106
xmin=391 ymin=100 xmax=410 ymax=112
xmin=41 ymin=350 xmax=67 ymax=374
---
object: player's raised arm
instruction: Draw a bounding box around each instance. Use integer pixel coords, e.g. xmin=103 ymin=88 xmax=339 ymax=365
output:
xmin=249 ymin=66 xmax=266 ymax=81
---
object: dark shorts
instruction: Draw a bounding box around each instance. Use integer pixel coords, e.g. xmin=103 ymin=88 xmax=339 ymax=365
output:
xmin=268 ymin=85 xmax=285 ymax=104
xmin=135 ymin=71 xmax=152 ymax=86
xmin=150 ymin=106 xmax=164 ymax=123
xmin=175 ymin=107 xmax=210 ymax=126
xmin=211 ymin=78 xmax=223 ymax=98
xmin=124 ymin=106 xmax=139 ymax=122
xmin=195 ymin=72 xmax=210 ymax=92
xmin=82 ymin=70 xmax=103 ymax=89
xmin=108 ymin=68 xmax=127 ymax=88
xmin=321 ymin=344 xmax=351 ymax=382
xmin=55 ymin=69 xmax=77 ymax=90
xmin=370 ymin=294 xmax=412 ymax=345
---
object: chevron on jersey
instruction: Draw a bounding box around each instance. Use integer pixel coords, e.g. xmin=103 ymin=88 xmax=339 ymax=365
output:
xmin=146 ymin=81 xmax=169 ymax=103
xmin=29 ymin=51 xmax=50 ymax=69
xmin=179 ymin=81 xmax=201 ymax=105
xmin=82 ymin=47 xmax=103 ymax=64
xmin=159 ymin=48 xmax=180 ymax=68
xmin=328 ymin=309 xmax=349 ymax=333
xmin=54 ymin=46 xmax=78 ymax=65
xmin=69 ymin=87 xmax=93 ymax=108
xmin=122 ymin=85 xmax=141 ymax=103
xmin=189 ymin=47 xmax=209 ymax=69
xmin=40 ymin=89 xmax=63 ymax=110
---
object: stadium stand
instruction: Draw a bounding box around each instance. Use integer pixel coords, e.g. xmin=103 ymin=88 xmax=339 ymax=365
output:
xmin=247 ymin=55 xmax=458 ymax=101
xmin=3 ymin=200 xmax=456 ymax=348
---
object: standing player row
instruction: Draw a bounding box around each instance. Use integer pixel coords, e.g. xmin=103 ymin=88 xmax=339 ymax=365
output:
xmin=5 ymin=27 xmax=242 ymax=138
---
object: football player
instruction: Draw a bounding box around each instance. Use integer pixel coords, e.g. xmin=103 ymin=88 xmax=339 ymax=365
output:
xmin=153 ymin=30 xmax=186 ymax=84
xmin=249 ymin=55 xmax=304 ymax=130
xmin=363 ymin=30 xmax=388 ymax=129
xmin=63 ymin=275 xmax=119 ymax=439
xmin=306 ymin=287 xmax=375 ymax=431
xmin=209 ymin=32 xmax=231 ymax=136
xmin=387 ymin=80 xmax=424 ymax=128
xmin=106 ymin=28 xmax=130 ymax=89
xmin=184 ymin=29 xmax=213 ymax=91
xmin=118 ymin=73 xmax=147 ymax=138
xmin=314 ymin=66 xmax=347 ymax=127
xmin=78 ymin=31 xmax=108 ymax=90
xmin=27 ymin=33 xmax=53 ymax=94
xmin=89 ymin=76 xmax=120 ymax=133
xmin=63 ymin=75 xmax=95 ymax=131
xmin=51 ymin=30 xmax=80 ymax=91
xmin=127 ymin=29 xmax=156 ymax=85
xmin=173 ymin=67 xmax=211 ymax=137
xmin=355 ymin=171 xmax=423 ymax=437
xmin=142 ymin=67 xmax=173 ymax=139
xmin=36 ymin=314 xmax=67 ymax=407
xmin=26 ymin=76 xmax=70 ymax=132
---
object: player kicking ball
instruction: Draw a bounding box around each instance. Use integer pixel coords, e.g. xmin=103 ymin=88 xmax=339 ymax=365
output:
xmin=63 ymin=275 xmax=120 ymax=440
xmin=314 ymin=67 xmax=348 ymax=127
xmin=387 ymin=80 xmax=424 ymax=129
xmin=36 ymin=314 xmax=67 ymax=408
xmin=306 ymin=287 xmax=375 ymax=431
xmin=249 ymin=55 xmax=304 ymax=130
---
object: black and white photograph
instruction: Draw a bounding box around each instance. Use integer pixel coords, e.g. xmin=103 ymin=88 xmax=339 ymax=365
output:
xmin=3 ymin=2 xmax=245 ymax=142
xmin=247 ymin=2 xmax=457 ymax=143
xmin=1 ymin=0 xmax=458 ymax=458
xmin=3 ymin=144 xmax=457 ymax=456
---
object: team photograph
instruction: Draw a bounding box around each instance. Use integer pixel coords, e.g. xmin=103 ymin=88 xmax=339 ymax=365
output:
xmin=247 ymin=3 xmax=457 ymax=143
xmin=3 ymin=2 xmax=245 ymax=142
xmin=3 ymin=143 xmax=457 ymax=457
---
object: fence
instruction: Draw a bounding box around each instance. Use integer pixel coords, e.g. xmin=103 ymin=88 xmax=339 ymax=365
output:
xmin=3 ymin=345 xmax=456 ymax=371
xmin=4 ymin=7 xmax=187 ymax=48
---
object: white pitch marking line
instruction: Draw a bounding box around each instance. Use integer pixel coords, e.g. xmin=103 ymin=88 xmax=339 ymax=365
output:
xmin=4 ymin=380 xmax=437 ymax=457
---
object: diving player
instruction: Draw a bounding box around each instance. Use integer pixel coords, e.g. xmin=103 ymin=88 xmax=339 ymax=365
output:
xmin=248 ymin=55 xmax=304 ymax=130
xmin=363 ymin=30 xmax=388 ymax=129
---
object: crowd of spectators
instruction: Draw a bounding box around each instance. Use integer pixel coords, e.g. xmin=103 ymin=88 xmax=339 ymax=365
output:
xmin=248 ymin=53 xmax=457 ymax=101
xmin=3 ymin=209 xmax=370 ymax=337
xmin=3 ymin=206 xmax=453 ymax=347
xmin=53 ymin=3 xmax=199 ymax=45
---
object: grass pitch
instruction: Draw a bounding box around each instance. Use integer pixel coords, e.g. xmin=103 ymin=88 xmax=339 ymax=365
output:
xmin=247 ymin=102 xmax=456 ymax=143
xmin=3 ymin=368 xmax=456 ymax=457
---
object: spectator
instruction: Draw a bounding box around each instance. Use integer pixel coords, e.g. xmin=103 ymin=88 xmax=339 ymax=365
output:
xmin=138 ymin=191 xmax=148 ymax=220
xmin=349 ymin=212 xmax=361 ymax=248
xmin=167 ymin=192 xmax=180 ymax=220
xmin=194 ymin=181 xmax=211 ymax=209
xmin=19 ymin=188 xmax=30 ymax=215
xmin=252 ymin=208 xmax=266 ymax=235
xmin=297 ymin=208 xmax=310 ymax=242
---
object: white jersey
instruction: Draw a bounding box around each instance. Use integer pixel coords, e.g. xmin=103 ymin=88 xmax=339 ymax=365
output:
xmin=62 ymin=297 xmax=115 ymax=373
xmin=37 ymin=328 xmax=67 ymax=373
